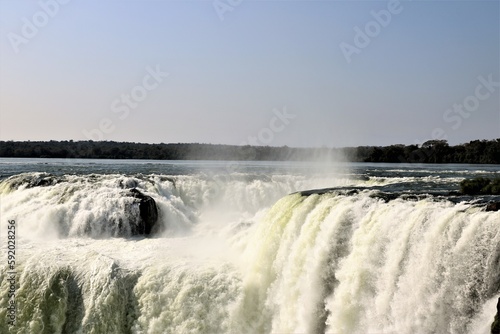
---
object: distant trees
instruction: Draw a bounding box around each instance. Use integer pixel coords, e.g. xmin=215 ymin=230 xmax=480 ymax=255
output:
xmin=421 ymin=140 xmax=448 ymax=149
xmin=0 ymin=139 xmax=499 ymax=164
xmin=346 ymin=139 xmax=500 ymax=164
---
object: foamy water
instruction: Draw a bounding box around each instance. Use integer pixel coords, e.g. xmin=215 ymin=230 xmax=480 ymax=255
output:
xmin=0 ymin=160 xmax=499 ymax=333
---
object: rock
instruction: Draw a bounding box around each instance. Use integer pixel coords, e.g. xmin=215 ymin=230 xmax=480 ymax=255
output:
xmin=492 ymin=297 xmax=500 ymax=334
xmin=128 ymin=188 xmax=158 ymax=235
xmin=300 ymin=188 xmax=338 ymax=196
xmin=6 ymin=172 xmax=60 ymax=190
xmin=119 ymin=178 xmax=138 ymax=189
xmin=30 ymin=175 xmax=58 ymax=187
xmin=486 ymin=202 xmax=500 ymax=212
xmin=351 ymin=175 xmax=370 ymax=181
xmin=299 ymin=188 xmax=359 ymax=197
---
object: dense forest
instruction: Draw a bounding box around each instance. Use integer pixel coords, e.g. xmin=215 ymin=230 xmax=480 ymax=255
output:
xmin=0 ymin=139 xmax=499 ymax=164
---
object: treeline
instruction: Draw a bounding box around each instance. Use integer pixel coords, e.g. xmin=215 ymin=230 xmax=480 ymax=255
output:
xmin=344 ymin=139 xmax=500 ymax=164
xmin=0 ymin=139 xmax=499 ymax=164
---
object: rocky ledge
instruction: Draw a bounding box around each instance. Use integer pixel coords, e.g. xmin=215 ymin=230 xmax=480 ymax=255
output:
xmin=127 ymin=188 xmax=158 ymax=236
xmin=298 ymin=187 xmax=500 ymax=212
xmin=492 ymin=297 xmax=500 ymax=334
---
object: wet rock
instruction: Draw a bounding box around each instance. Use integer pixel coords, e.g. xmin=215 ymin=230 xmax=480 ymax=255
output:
xmin=486 ymin=202 xmax=500 ymax=212
xmin=6 ymin=172 xmax=60 ymax=190
xmin=299 ymin=188 xmax=359 ymax=197
xmin=369 ymin=192 xmax=399 ymax=202
xmin=448 ymin=191 xmax=462 ymax=196
xmin=119 ymin=178 xmax=138 ymax=189
xmin=492 ymin=297 xmax=500 ymax=334
xmin=128 ymin=188 xmax=158 ymax=235
xmin=300 ymin=188 xmax=338 ymax=196
xmin=30 ymin=176 xmax=58 ymax=187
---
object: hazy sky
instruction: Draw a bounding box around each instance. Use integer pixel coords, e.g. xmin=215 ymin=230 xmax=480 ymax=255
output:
xmin=0 ymin=0 xmax=498 ymax=147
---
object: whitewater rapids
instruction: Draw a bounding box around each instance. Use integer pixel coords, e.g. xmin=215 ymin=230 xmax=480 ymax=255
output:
xmin=0 ymin=171 xmax=499 ymax=334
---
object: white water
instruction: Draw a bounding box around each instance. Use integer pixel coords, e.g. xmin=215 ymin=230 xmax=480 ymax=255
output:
xmin=0 ymin=172 xmax=357 ymax=239
xmin=0 ymin=172 xmax=499 ymax=333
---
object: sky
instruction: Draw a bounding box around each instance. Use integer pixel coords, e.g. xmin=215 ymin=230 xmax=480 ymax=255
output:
xmin=0 ymin=0 xmax=498 ymax=148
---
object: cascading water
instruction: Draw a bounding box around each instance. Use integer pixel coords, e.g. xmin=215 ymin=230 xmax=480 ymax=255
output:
xmin=233 ymin=193 xmax=500 ymax=334
xmin=0 ymin=164 xmax=499 ymax=334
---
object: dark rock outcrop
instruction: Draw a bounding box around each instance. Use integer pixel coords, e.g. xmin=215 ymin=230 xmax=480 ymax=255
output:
xmin=297 ymin=187 xmax=500 ymax=211
xmin=486 ymin=202 xmax=500 ymax=212
xmin=6 ymin=172 xmax=60 ymax=190
xmin=30 ymin=175 xmax=58 ymax=187
xmin=492 ymin=297 xmax=500 ymax=334
xmin=128 ymin=188 xmax=158 ymax=235
xmin=299 ymin=187 xmax=343 ymax=197
xmin=119 ymin=178 xmax=138 ymax=189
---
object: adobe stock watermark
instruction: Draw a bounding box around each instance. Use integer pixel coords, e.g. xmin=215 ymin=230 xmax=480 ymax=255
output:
xmin=339 ymin=0 xmax=403 ymax=64
xmin=83 ymin=65 xmax=169 ymax=141
xmin=7 ymin=0 xmax=71 ymax=54
xmin=408 ymin=73 xmax=499 ymax=161
xmin=442 ymin=74 xmax=499 ymax=131
xmin=240 ymin=107 xmax=296 ymax=146
xmin=213 ymin=0 xmax=243 ymax=21
xmin=222 ymin=106 xmax=296 ymax=177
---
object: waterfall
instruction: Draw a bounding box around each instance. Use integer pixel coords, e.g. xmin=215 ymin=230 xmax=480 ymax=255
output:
xmin=1 ymin=173 xmax=499 ymax=333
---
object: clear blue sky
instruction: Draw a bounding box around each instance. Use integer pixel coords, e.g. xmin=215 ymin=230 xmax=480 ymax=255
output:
xmin=0 ymin=0 xmax=498 ymax=147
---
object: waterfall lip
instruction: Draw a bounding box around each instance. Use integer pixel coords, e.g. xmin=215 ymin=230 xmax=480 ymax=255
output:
xmin=1 ymin=171 xmax=63 ymax=190
xmin=296 ymin=186 xmax=500 ymax=208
